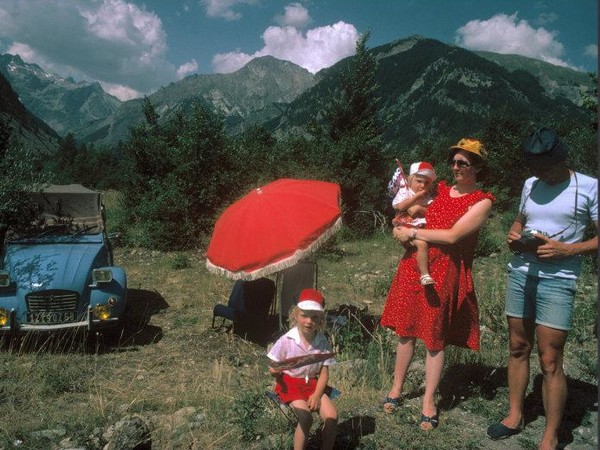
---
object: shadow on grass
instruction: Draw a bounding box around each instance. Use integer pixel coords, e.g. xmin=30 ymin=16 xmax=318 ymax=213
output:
xmin=437 ymin=363 xmax=507 ymax=409
xmin=100 ymin=288 xmax=169 ymax=349
xmin=437 ymin=363 xmax=597 ymax=447
xmin=528 ymin=374 xmax=597 ymax=448
xmin=212 ymin=313 xmax=280 ymax=348
xmin=307 ymin=415 xmax=376 ymax=450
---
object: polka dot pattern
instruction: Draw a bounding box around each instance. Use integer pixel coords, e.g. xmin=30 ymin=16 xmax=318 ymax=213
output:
xmin=380 ymin=181 xmax=495 ymax=351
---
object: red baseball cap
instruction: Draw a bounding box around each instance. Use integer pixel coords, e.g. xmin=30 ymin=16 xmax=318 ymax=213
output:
xmin=409 ymin=162 xmax=436 ymax=180
xmin=297 ymin=288 xmax=324 ymax=312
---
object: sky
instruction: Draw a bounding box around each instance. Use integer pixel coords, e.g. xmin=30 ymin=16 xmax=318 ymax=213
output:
xmin=0 ymin=0 xmax=597 ymax=101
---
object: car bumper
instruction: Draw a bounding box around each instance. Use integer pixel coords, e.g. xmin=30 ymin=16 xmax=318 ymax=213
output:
xmin=0 ymin=308 xmax=121 ymax=332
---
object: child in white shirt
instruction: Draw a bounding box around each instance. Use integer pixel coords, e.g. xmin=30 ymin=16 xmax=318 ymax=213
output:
xmin=267 ymin=288 xmax=337 ymax=450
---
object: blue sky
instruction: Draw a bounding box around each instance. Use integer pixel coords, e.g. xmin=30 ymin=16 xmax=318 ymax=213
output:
xmin=0 ymin=0 xmax=596 ymax=100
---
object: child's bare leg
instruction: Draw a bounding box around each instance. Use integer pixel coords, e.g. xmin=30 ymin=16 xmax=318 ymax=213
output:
xmin=319 ymin=395 xmax=338 ymax=450
xmin=414 ymin=239 xmax=434 ymax=285
xmin=290 ymin=400 xmax=312 ymax=450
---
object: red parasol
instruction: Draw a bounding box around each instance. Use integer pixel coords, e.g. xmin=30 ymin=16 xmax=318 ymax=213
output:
xmin=206 ymin=178 xmax=342 ymax=280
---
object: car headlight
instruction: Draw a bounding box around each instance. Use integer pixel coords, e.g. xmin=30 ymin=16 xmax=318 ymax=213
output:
xmin=93 ymin=304 xmax=112 ymax=320
xmin=0 ymin=308 xmax=9 ymax=326
xmin=92 ymin=269 xmax=113 ymax=284
xmin=0 ymin=271 xmax=10 ymax=288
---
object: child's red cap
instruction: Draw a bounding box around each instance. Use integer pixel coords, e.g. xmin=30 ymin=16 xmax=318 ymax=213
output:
xmin=297 ymin=288 xmax=324 ymax=312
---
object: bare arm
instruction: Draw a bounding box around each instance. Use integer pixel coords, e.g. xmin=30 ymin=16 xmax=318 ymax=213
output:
xmin=394 ymin=198 xmax=493 ymax=245
xmin=393 ymin=190 xmax=428 ymax=216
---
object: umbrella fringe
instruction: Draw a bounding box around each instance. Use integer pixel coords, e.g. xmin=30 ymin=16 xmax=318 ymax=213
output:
xmin=206 ymin=217 xmax=342 ymax=281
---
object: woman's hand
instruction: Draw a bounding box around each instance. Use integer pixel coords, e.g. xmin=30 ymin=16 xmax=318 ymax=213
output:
xmin=393 ymin=226 xmax=412 ymax=244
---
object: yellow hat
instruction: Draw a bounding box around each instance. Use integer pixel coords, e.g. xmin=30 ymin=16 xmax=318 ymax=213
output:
xmin=450 ymin=138 xmax=488 ymax=160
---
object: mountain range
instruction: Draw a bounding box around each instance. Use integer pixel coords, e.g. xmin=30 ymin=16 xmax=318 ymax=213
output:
xmin=266 ymin=36 xmax=593 ymax=145
xmin=0 ymin=69 xmax=59 ymax=154
xmin=0 ymin=36 xmax=593 ymax=153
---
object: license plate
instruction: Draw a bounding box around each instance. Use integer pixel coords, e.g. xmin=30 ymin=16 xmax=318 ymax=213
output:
xmin=27 ymin=311 xmax=77 ymax=324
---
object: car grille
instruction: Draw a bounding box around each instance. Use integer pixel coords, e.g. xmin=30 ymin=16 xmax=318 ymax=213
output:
xmin=26 ymin=290 xmax=79 ymax=312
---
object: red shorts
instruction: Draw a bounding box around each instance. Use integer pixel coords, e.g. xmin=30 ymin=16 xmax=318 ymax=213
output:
xmin=274 ymin=374 xmax=331 ymax=404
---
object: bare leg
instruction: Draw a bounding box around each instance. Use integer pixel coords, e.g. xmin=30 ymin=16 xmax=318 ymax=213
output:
xmin=290 ymin=400 xmax=313 ymax=450
xmin=387 ymin=337 xmax=416 ymax=401
xmin=414 ymin=239 xmax=430 ymax=277
xmin=536 ymin=325 xmax=568 ymax=450
xmin=319 ymin=395 xmax=338 ymax=450
xmin=502 ymin=317 xmax=535 ymax=429
xmin=422 ymin=348 xmax=444 ymax=419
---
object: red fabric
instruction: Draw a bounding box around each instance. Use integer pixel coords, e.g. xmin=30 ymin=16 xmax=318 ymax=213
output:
xmin=380 ymin=181 xmax=495 ymax=351
xmin=274 ymin=373 xmax=318 ymax=404
xmin=206 ymin=179 xmax=341 ymax=278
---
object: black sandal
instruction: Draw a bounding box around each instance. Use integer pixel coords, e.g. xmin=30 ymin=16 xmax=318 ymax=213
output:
xmin=419 ymin=413 xmax=439 ymax=430
xmin=383 ymin=396 xmax=401 ymax=413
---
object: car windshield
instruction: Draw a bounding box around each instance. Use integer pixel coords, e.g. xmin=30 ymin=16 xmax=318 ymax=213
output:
xmin=5 ymin=184 xmax=104 ymax=241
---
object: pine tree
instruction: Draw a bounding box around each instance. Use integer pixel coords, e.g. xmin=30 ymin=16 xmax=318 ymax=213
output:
xmin=0 ymin=118 xmax=49 ymax=247
xmin=321 ymin=31 xmax=388 ymax=233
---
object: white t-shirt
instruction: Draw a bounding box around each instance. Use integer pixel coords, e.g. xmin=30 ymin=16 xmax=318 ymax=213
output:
xmin=267 ymin=326 xmax=335 ymax=379
xmin=508 ymin=171 xmax=598 ymax=279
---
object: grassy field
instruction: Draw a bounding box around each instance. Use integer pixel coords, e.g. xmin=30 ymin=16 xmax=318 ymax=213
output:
xmin=0 ymin=215 xmax=597 ymax=449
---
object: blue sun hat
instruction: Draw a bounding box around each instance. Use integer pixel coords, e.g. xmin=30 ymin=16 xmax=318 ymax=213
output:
xmin=523 ymin=127 xmax=568 ymax=167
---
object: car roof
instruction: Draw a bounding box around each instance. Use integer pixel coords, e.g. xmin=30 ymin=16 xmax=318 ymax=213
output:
xmin=30 ymin=184 xmax=103 ymax=231
xmin=40 ymin=184 xmax=100 ymax=195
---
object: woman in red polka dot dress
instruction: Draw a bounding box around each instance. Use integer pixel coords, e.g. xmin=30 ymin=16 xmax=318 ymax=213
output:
xmin=380 ymin=138 xmax=495 ymax=430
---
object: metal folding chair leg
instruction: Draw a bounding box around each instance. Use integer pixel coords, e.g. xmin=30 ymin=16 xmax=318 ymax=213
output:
xmin=265 ymin=390 xmax=298 ymax=426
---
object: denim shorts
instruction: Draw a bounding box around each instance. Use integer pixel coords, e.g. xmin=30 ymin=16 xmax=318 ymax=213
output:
xmin=504 ymin=269 xmax=577 ymax=330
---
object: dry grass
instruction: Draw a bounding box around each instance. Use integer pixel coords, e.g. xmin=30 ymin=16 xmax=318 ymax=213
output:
xmin=0 ymin=223 xmax=597 ymax=449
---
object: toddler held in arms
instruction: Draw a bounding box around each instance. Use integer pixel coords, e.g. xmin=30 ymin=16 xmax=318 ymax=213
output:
xmin=389 ymin=161 xmax=437 ymax=285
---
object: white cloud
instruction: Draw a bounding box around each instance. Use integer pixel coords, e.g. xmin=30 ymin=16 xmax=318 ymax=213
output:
xmin=6 ymin=43 xmax=37 ymax=63
xmin=101 ymin=82 xmax=142 ymax=101
xmin=583 ymin=44 xmax=598 ymax=59
xmin=274 ymin=3 xmax=311 ymax=28
xmin=212 ymin=51 xmax=253 ymax=74
xmin=455 ymin=13 xmax=572 ymax=69
xmin=177 ymin=59 xmax=199 ymax=78
xmin=0 ymin=0 xmax=177 ymax=100
xmin=201 ymin=0 xmax=257 ymax=21
xmin=213 ymin=21 xmax=358 ymax=74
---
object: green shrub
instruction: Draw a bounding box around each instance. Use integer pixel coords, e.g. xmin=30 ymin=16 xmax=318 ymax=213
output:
xmin=170 ymin=253 xmax=191 ymax=270
xmin=229 ymin=391 xmax=265 ymax=442
xmin=475 ymin=221 xmax=503 ymax=258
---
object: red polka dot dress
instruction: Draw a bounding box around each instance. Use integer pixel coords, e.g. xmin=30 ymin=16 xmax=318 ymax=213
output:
xmin=380 ymin=181 xmax=495 ymax=351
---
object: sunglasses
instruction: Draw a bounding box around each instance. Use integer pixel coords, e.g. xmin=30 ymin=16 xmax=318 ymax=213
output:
xmin=448 ymin=159 xmax=471 ymax=168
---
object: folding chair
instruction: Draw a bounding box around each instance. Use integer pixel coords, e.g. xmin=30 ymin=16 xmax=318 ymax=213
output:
xmin=276 ymin=260 xmax=317 ymax=331
xmin=265 ymin=387 xmax=341 ymax=427
xmin=212 ymin=277 xmax=276 ymax=338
